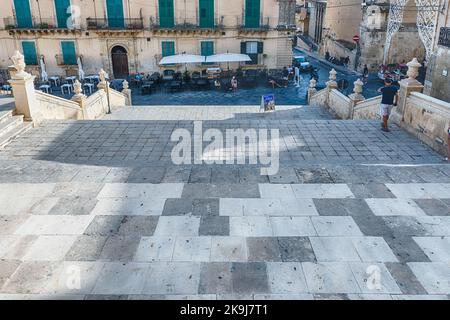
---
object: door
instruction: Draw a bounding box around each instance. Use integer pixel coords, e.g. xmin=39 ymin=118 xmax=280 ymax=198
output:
xmin=55 ymin=0 xmax=71 ymax=28
xmin=245 ymin=0 xmax=260 ymax=28
xmin=159 ymin=0 xmax=174 ymax=28
xmin=107 ymin=0 xmax=125 ymax=28
xmin=199 ymin=0 xmax=214 ymax=28
xmin=14 ymin=0 xmax=33 ymax=28
xmin=111 ymin=46 xmax=129 ymax=79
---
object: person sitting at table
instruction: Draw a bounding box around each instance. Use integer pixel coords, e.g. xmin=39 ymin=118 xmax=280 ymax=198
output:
xmin=231 ymin=76 xmax=238 ymax=92
xmin=214 ymin=79 xmax=221 ymax=90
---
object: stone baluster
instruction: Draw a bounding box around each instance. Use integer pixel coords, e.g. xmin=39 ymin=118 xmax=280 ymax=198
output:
xmin=326 ymin=68 xmax=338 ymax=90
xmin=348 ymin=78 xmax=365 ymax=119
xmin=307 ymin=78 xmax=317 ymax=105
xmin=122 ymin=80 xmax=132 ymax=106
xmin=71 ymin=80 xmax=87 ymax=119
xmin=7 ymin=51 xmax=39 ymax=122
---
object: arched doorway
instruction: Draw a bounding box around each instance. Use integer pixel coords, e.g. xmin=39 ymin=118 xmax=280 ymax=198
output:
xmin=111 ymin=45 xmax=129 ymax=79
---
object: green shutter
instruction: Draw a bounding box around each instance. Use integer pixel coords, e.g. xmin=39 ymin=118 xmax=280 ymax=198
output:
xmin=61 ymin=41 xmax=77 ymax=65
xmin=22 ymin=41 xmax=37 ymax=65
xmin=55 ymin=0 xmax=71 ymax=28
xmin=107 ymin=0 xmax=124 ymax=28
xmin=199 ymin=0 xmax=214 ymax=28
xmin=245 ymin=0 xmax=260 ymax=28
xmin=14 ymin=0 xmax=33 ymax=28
xmin=161 ymin=41 xmax=175 ymax=57
xmin=201 ymin=41 xmax=214 ymax=56
xmin=159 ymin=0 xmax=174 ymax=28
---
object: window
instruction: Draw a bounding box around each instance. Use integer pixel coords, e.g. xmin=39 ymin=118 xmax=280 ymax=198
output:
xmin=14 ymin=0 xmax=33 ymax=28
xmin=245 ymin=0 xmax=260 ymax=28
xmin=241 ymin=41 xmax=263 ymax=65
xmin=161 ymin=41 xmax=175 ymax=57
xmin=22 ymin=41 xmax=37 ymax=65
xmin=54 ymin=0 xmax=71 ymax=28
xmin=106 ymin=0 xmax=125 ymax=28
xmin=159 ymin=0 xmax=174 ymax=28
xmin=201 ymin=41 xmax=214 ymax=65
xmin=199 ymin=0 xmax=214 ymax=28
xmin=61 ymin=41 xmax=77 ymax=65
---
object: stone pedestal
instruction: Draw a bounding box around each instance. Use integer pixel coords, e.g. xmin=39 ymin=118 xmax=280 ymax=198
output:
xmin=8 ymin=73 xmax=38 ymax=122
xmin=122 ymin=80 xmax=132 ymax=106
xmin=307 ymin=79 xmax=317 ymax=105
xmin=348 ymin=78 xmax=365 ymax=119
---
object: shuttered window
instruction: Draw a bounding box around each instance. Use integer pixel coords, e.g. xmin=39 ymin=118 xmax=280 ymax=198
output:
xmin=245 ymin=0 xmax=260 ymax=28
xmin=22 ymin=41 xmax=38 ymax=65
xmin=55 ymin=0 xmax=71 ymax=28
xmin=107 ymin=0 xmax=125 ymax=28
xmin=14 ymin=0 xmax=33 ymax=28
xmin=199 ymin=0 xmax=214 ymax=28
xmin=161 ymin=41 xmax=175 ymax=57
xmin=61 ymin=41 xmax=77 ymax=65
xmin=159 ymin=0 xmax=174 ymax=28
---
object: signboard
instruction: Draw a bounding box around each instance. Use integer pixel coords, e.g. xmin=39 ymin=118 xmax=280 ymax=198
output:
xmin=438 ymin=27 xmax=450 ymax=48
xmin=261 ymin=94 xmax=275 ymax=112
xmin=353 ymin=35 xmax=360 ymax=42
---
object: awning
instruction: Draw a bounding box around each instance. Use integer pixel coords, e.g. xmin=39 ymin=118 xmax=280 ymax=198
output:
xmin=159 ymin=54 xmax=205 ymax=65
xmin=205 ymin=53 xmax=252 ymax=63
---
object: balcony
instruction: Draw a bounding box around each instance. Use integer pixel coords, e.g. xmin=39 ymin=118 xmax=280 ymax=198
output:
xmin=4 ymin=16 xmax=81 ymax=34
xmin=55 ymin=54 xmax=78 ymax=66
xmin=86 ymin=18 xmax=144 ymax=31
xmin=237 ymin=16 xmax=271 ymax=33
xmin=149 ymin=16 xmax=224 ymax=34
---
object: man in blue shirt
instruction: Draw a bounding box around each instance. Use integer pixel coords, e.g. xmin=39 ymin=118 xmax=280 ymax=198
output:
xmin=378 ymin=78 xmax=399 ymax=132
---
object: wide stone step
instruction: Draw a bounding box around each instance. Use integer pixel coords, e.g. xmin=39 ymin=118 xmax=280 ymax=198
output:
xmin=0 ymin=110 xmax=14 ymax=124
xmin=0 ymin=120 xmax=32 ymax=149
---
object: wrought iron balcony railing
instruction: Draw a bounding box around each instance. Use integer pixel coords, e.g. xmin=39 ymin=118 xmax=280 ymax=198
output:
xmin=149 ymin=16 xmax=224 ymax=30
xmin=86 ymin=18 xmax=144 ymax=30
xmin=4 ymin=16 xmax=60 ymax=30
xmin=237 ymin=16 xmax=271 ymax=31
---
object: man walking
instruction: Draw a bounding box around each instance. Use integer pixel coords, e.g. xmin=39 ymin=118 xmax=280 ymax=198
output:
xmin=378 ymin=78 xmax=399 ymax=132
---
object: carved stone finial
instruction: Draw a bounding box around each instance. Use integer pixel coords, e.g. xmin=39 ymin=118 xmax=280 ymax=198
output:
xmin=406 ymin=58 xmax=422 ymax=80
xmin=122 ymin=80 xmax=129 ymax=90
xmin=353 ymin=78 xmax=364 ymax=95
xmin=309 ymin=78 xmax=317 ymax=89
xmin=73 ymin=80 xmax=83 ymax=95
xmin=329 ymin=68 xmax=337 ymax=81
xmin=99 ymin=68 xmax=107 ymax=83
xmin=11 ymin=50 xmax=28 ymax=79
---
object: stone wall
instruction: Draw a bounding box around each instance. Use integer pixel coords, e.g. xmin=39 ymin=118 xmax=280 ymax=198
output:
xmin=35 ymin=91 xmax=83 ymax=121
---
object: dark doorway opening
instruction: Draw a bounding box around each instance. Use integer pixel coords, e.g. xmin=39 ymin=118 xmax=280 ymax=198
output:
xmin=111 ymin=46 xmax=129 ymax=79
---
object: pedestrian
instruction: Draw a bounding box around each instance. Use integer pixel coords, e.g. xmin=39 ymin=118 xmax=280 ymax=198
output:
xmin=377 ymin=78 xmax=399 ymax=132
xmin=231 ymin=76 xmax=238 ymax=92
xmin=363 ymin=64 xmax=369 ymax=83
xmin=325 ymin=51 xmax=330 ymax=61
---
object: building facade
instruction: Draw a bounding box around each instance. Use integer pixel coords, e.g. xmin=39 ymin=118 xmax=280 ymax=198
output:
xmin=424 ymin=2 xmax=450 ymax=102
xmin=0 ymin=0 xmax=296 ymax=79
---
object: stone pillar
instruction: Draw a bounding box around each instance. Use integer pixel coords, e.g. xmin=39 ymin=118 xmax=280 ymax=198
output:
xmin=7 ymin=51 xmax=39 ymax=122
xmin=71 ymin=80 xmax=87 ymax=119
xmin=348 ymin=78 xmax=365 ymax=119
xmin=325 ymin=68 xmax=338 ymax=106
xmin=394 ymin=58 xmax=424 ymax=123
xmin=307 ymin=78 xmax=317 ymax=105
xmin=122 ymin=80 xmax=132 ymax=106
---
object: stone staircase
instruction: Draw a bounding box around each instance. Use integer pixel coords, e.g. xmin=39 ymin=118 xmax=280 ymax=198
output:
xmin=0 ymin=109 xmax=32 ymax=149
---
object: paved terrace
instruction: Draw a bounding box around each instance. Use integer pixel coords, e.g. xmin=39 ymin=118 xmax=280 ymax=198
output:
xmin=0 ymin=105 xmax=450 ymax=300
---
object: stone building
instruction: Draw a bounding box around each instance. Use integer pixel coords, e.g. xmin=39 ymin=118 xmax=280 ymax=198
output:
xmin=0 ymin=0 xmax=296 ymax=79
xmin=306 ymin=0 xmax=327 ymax=43
xmin=423 ymin=2 xmax=450 ymax=102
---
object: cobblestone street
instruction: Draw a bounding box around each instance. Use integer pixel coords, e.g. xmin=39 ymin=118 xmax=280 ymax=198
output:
xmin=1 ymin=106 xmax=450 ymax=300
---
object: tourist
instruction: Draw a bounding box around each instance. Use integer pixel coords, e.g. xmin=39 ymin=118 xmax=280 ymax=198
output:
xmin=325 ymin=51 xmax=330 ymax=61
xmin=363 ymin=64 xmax=369 ymax=83
xmin=214 ymin=79 xmax=221 ymax=89
xmin=378 ymin=78 xmax=399 ymax=132
xmin=231 ymin=76 xmax=238 ymax=92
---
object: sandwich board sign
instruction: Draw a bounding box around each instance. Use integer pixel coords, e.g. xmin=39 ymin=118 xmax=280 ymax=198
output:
xmin=261 ymin=94 xmax=275 ymax=112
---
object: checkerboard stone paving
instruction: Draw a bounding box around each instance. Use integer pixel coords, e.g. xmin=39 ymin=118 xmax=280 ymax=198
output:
xmin=0 ymin=106 xmax=450 ymax=300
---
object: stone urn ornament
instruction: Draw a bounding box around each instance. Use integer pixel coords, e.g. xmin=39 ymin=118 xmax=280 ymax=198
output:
xmin=11 ymin=50 xmax=28 ymax=79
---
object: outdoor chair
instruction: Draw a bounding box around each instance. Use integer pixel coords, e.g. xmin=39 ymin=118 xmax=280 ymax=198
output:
xmin=141 ymin=81 xmax=155 ymax=95
xmin=162 ymin=70 xmax=175 ymax=82
xmin=38 ymin=82 xmax=52 ymax=94
xmin=61 ymin=82 xmax=73 ymax=95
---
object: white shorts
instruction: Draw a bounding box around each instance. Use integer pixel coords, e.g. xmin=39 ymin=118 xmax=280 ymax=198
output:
xmin=380 ymin=104 xmax=393 ymax=116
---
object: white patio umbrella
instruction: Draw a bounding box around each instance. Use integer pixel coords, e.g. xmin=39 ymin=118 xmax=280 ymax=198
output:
xmin=159 ymin=54 xmax=205 ymax=65
xmin=205 ymin=53 xmax=252 ymax=63
xmin=39 ymin=56 xmax=48 ymax=82
xmin=205 ymin=53 xmax=252 ymax=70
xmin=77 ymin=57 xmax=85 ymax=81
